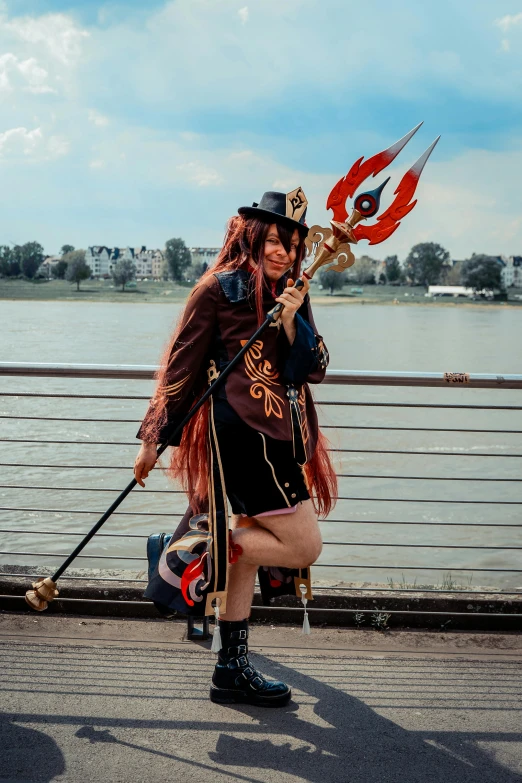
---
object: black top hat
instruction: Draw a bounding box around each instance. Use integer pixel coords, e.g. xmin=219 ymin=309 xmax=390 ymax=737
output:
xmin=238 ymin=187 xmax=309 ymax=238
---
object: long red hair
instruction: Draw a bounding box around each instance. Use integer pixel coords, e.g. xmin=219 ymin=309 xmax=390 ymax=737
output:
xmin=153 ymin=215 xmax=338 ymax=517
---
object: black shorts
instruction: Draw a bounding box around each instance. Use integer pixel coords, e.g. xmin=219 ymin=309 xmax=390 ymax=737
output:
xmin=213 ymin=401 xmax=310 ymax=518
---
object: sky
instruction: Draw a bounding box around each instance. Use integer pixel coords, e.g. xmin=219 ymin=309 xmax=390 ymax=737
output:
xmin=1 ymin=0 xmax=522 ymax=260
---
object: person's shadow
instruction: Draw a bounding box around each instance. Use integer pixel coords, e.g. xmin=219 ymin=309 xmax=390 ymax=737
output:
xmin=0 ymin=715 xmax=65 ymax=782
xmin=207 ymin=652 xmax=522 ymax=782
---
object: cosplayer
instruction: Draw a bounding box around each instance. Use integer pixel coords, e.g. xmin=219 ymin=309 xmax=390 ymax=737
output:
xmin=25 ymin=124 xmax=437 ymax=709
xmin=134 ymin=189 xmax=337 ymax=707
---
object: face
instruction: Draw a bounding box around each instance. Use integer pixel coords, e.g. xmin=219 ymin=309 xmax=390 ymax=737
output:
xmin=262 ymin=224 xmax=299 ymax=282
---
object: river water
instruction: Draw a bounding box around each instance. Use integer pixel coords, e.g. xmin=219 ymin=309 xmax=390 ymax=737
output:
xmin=1 ymin=299 xmax=521 ymax=590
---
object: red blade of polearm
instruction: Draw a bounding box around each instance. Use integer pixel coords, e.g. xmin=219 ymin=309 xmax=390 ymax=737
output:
xmin=326 ymin=122 xmax=424 ymax=223
xmin=353 ymin=135 xmax=441 ymax=245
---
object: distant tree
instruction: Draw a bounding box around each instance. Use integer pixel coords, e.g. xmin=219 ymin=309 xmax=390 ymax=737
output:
xmin=384 ymin=255 xmax=402 ymax=283
xmin=351 ymin=255 xmax=378 ymax=284
xmin=193 ymin=260 xmax=208 ymax=279
xmin=444 ymin=260 xmax=463 ymax=286
xmin=61 ymin=244 xmax=75 ymax=256
xmin=52 ymin=260 xmax=69 ymax=279
xmin=319 ymin=267 xmax=346 ymax=295
xmin=160 ymin=257 xmax=170 ymax=281
xmin=112 ymin=259 xmax=136 ymax=291
xmin=18 ymin=241 xmax=45 ymax=279
xmin=165 ymin=238 xmax=191 ymax=282
xmin=0 ymin=246 xmax=18 ymax=277
xmin=405 ymin=242 xmax=450 ymax=287
xmin=460 ymin=254 xmax=502 ymax=292
xmin=65 ymin=250 xmax=90 ymax=291
xmin=183 ymin=260 xmax=208 ymax=282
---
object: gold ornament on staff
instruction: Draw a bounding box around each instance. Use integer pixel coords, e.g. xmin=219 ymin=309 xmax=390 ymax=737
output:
xmin=302 ymin=210 xmax=363 ymax=281
xmin=26 ymin=577 xmax=59 ymax=611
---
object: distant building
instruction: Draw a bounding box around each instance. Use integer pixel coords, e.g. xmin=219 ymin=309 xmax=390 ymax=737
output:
xmin=428 ymin=285 xmax=474 ymax=298
xmin=133 ymin=247 xmax=164 ymax=279
xmin=427 ymin=285 xmax=505 ymax=300
xmin=85 ymin=246 xmax=164 ymax=279
xmin=85 ymin=246 xmax=113 ymax=277
xmin=37 ymin=255 xmax=61 ymax=278
xmin=190 ymin=247 xmax=221 ymax=268
xmin=500 ymin=255 xmax=522 ymax=288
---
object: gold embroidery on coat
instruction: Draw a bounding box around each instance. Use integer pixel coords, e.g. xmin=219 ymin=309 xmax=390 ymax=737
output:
xmin=158 ymin=374 xmax=191 ymax=400
xmin=298 ymin=387 xmax=310 ymax=447
xmin=207 ymin=359 xmax=219 ymax=384
xmin=240 ymin=339 xmax=284 ymax=419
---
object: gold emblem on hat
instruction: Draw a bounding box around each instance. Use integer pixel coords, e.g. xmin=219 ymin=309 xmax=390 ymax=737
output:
xmin=286 ymin=187 xmax=307 ymax=221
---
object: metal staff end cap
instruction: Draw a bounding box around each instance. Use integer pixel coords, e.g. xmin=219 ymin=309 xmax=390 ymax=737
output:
xmin=25 ymin=577 xmax=59 ymax=611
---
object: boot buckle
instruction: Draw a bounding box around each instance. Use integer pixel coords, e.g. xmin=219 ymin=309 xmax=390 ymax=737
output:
xmin=237 ymin=666 xmax=255 ymax=684
xmin=230 ymin=629 xmax=248 ymax=641
xmin=249 ymin=676 xmax=264 ymax=691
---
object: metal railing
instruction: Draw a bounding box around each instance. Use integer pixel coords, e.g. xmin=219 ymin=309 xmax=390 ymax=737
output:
xmin=1 ymin=362 xmax=522 ymax=620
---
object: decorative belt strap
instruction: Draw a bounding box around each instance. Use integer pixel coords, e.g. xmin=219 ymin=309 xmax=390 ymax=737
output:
xmin=205 ymin=360 xmax=229 ymax=618
xmin=286 ymin=385 xmax=307 ymax=466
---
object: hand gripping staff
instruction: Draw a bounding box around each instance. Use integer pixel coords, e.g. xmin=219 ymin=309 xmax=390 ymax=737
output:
xmin=25 ymin=123 xmax=440 ymax=610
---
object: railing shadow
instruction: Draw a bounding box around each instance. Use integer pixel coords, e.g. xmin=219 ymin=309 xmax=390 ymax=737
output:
xmin=3 ymin=646 xmax=521 ymax=782
xmin=205 ymin=652 xmax=522 ymax=782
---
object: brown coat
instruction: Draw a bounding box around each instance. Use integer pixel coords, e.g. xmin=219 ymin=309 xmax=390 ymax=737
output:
xmin=138 ymin=269 xmax=329 ymax=457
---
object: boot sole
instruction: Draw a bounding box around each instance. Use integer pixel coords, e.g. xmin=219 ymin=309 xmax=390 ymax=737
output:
xmin=210 ymin=685 xmax=291 ymax=708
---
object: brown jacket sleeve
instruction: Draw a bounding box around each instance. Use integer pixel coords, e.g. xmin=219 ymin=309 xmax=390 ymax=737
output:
xmin=137 ymin=278 xmax=219 ymax=445
xmin=282 ymin=294 xmax=329 ymax=386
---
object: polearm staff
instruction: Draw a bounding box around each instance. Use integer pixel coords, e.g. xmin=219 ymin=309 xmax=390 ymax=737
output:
xmin=25 ymin=123 xmax=439 ymax=611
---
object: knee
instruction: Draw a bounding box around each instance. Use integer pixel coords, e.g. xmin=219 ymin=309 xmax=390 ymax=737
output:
xmin=293 ymin=535 xmax=323 ymax=568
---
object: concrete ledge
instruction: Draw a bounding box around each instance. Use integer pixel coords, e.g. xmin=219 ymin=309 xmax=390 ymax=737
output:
xmin=2 ymin=575 xmax=521 ymax=631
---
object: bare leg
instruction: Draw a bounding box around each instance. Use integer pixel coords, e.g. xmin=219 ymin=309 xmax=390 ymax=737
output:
xmin=232 ymin=499 xmax=322 ymax=569
xmin=219 ymin=501 xmax=322 ymax=622
xmin=219 ymin=516 xmax=257 ymax=622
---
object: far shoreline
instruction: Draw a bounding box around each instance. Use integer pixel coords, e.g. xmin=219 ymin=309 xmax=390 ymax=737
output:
xmin=1 ymin=279 xmax=521 ymax=308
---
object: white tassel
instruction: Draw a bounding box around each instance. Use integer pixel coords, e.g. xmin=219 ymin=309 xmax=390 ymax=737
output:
xmin=211 ymin=604 xmax=222 ymax=653
xmin=300 ymin=585 xmax=311 ymax=635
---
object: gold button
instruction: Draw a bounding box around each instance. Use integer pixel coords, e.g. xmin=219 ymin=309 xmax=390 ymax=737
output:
xmin=284 ymin=483 xmax=290 ymax=488
xmin=291 ymin=493 xmax=297 ymax=498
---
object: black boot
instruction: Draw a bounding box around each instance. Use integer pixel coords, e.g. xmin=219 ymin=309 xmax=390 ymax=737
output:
xmin=210 ymin=619 xmax=291 ymax=707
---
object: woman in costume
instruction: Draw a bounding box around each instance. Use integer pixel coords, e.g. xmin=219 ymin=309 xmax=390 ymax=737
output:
xmin=134 ymin=189 xmax=337 ymax=707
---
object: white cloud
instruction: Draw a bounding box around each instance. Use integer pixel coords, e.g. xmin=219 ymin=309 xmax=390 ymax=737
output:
xmin=0 ymin=126 xmax=42 ymax=156
xmin=501 ymin=38 xmax=511 ymax=52
xmin=88 ymin=109 xmax=109 ymax=127
xmin=0 ymin=53 xmax=15 ymax=91
xmin=0 ymin=126 xmax=70 ymax=161
xmin=177 ymin=161 xmax=223 ymax=186
xmin=0 ymin=52 xmax=55 ymax=93
xmin=18 ymin=57 xmax=55 ymax=93
xmin=2 ymin=12 xmax=89 ymax=66
xmin=238 ymin=6 xmax=249 ymax=24
xmin=89 ymin=159 xmax=105 ymax=169
xmin=495 ymin=13 xmax=522 ymax=33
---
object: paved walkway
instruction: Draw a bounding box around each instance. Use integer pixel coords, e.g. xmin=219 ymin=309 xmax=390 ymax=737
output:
xmin=1 ymin=614 xmax=522 ymax=783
